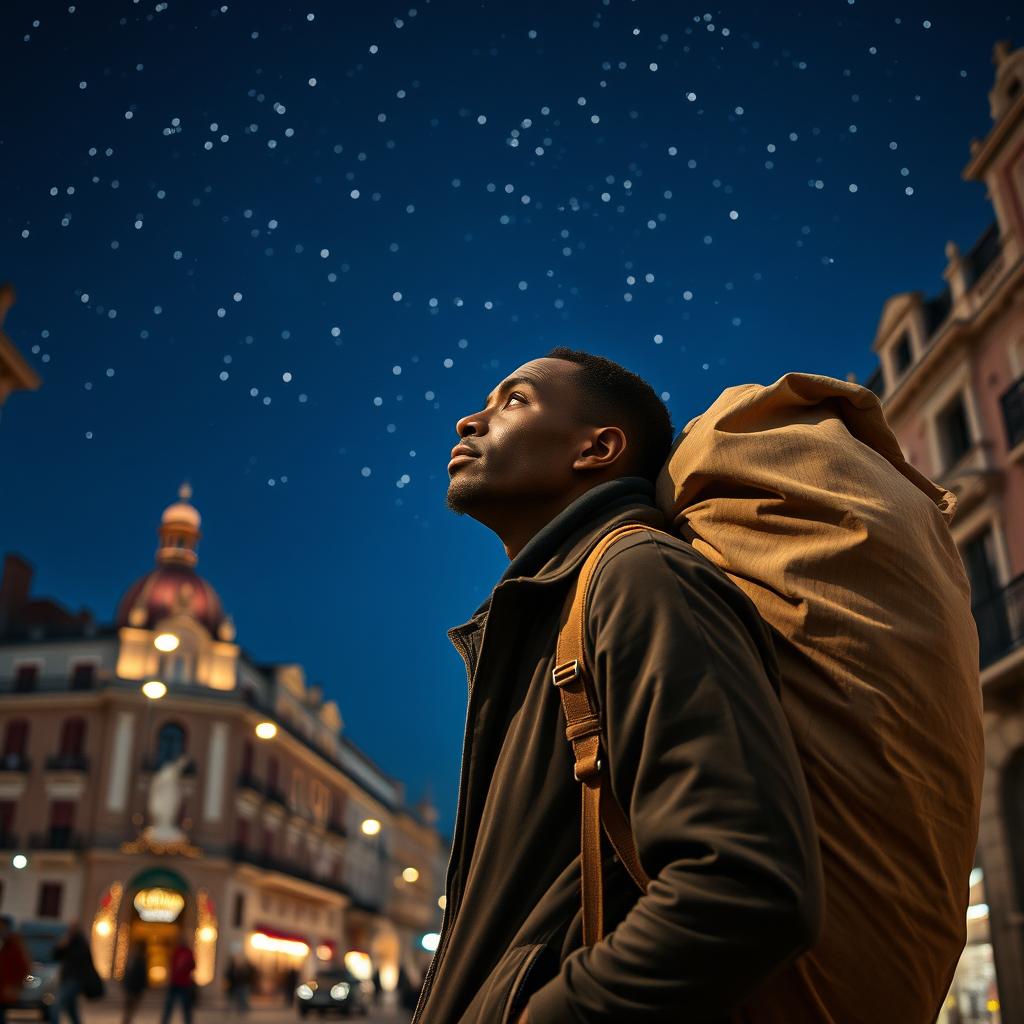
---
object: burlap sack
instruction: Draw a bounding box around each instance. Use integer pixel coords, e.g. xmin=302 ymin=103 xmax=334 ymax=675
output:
xmin=655 ymin=372 xmax=984 ymax=1024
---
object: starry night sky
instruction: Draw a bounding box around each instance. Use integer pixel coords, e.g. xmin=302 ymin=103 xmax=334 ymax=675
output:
xmin=1 ymin=1 xmax=1016 ymax=834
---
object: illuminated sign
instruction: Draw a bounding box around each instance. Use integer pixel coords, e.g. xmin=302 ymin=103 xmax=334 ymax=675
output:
xmin=134 ymin=888 xmax=185 ymax=923
xmin=250 ymin=932 xmax=309 ymax=958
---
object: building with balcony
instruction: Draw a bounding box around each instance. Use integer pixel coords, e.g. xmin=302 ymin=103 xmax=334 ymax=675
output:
xmin=0 ymin=485 xmax=445 ymax=998
xmin=860 ymin=39 xmax=1024 ymax=1024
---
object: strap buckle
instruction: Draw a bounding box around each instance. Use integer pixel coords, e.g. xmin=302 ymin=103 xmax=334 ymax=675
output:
xmin=573 ymin=757 xmax=602 ymax=783
xmin=552 ymin=660 xmax=580 ymax=687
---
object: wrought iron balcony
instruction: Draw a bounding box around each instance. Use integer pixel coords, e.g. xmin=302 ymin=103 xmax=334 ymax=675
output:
xmin=0 ymin=754 xmax=30 ymax=773
xmin=28 ymin=829 xmax=84 ymax=851
xmin=236 ymin=771 xmax=264 ymax=795
xmin=228 ymin=842 xmax=346 ymax=894
xmin=938 ymin=441 xmax=1002 ymax=519
xmin=1002 ymin=376 xmax=1024 ymax=452
xmin=45 ymin=754 xmax=89 ymax=772
xmin=975 ymin=573 xmax=1024 ymax=671
xmin=0 ymin=832 xmax=20 ymax=851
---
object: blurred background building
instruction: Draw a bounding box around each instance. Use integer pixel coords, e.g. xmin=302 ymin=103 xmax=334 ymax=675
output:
xmin=0 ymin=483 xmax=445 ymax=998
xmin=861 ymin=38 xmax=1024 ymax=1024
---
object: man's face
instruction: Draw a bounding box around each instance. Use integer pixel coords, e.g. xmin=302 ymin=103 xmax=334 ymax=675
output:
xmin=447 ymin=358 xmax=591 ymax=515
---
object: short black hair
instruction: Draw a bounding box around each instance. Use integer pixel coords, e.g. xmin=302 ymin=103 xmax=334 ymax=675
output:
xmin=546 ymin=347 xmax=674 ymax=484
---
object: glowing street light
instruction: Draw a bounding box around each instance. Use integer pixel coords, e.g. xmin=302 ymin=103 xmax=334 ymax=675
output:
xmin=254 ymin=721 xmax=278 ymax=740
xmin=154 ymin=633 xmax=180 ymax=653
xmin=421 ymin=933 xmax=440 ymax=953
xmin=402 ymin=867 xmax=420 ymax=884
xmin=360 ymin=818 xmax=381 ymax=837
xmin=12 ymin=854 xmax=27 ymax=870
xmin=142 ymin=680 xmax=167 ymax=700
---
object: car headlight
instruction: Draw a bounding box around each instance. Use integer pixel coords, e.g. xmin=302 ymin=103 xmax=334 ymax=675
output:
xmin=296 ymin=984 xmax=315 ymax=1000
xmin=330 ymin=982 xmax=350 ymax=1000
xmin=24 ymin=975 xmax=42 ymax=989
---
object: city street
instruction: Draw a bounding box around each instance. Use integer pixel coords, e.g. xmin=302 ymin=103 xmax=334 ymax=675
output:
xmin=7 ymin=998 xmax=411 ymax=1024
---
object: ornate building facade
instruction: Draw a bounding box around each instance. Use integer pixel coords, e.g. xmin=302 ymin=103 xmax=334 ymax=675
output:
xmin=862 ymin=39 xmax=1024 ymax=1024
xmin=0 ymin=486 xmax=444 ymax=996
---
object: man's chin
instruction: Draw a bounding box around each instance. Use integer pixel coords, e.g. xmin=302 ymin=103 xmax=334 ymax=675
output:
xmin=446 ymin=475 xmax=485 ymax=516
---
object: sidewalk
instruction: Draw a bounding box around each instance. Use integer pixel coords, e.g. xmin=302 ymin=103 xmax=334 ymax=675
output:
xmin=13 ymin=997 xmax=411 ymax=1024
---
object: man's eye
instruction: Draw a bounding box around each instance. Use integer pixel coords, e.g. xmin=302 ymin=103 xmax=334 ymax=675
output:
xmin=505 ymin=393 xmax=527 ymax=407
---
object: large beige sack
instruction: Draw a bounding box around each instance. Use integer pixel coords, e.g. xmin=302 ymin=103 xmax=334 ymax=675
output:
xmin=655 ymin=372 xmax=984 ymax=1024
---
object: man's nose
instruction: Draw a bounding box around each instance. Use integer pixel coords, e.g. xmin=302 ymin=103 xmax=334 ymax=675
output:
xmin=455 ymin=409 xmax=486 ymax=438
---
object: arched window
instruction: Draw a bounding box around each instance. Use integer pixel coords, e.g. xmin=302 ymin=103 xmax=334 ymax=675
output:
xmin=1003 ymin=747 xmax=1024 ymax=911
xmin=155 ymin=723 xmax=187 ymax=769
xmin=58 ymin=718 xmax=87 ymax=758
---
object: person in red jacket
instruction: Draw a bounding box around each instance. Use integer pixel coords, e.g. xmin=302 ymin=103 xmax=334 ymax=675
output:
xmin=161 ymin=940 xmax=196 ymax=1024
xmin=0 ymin=916 xmax=30 ymax=1024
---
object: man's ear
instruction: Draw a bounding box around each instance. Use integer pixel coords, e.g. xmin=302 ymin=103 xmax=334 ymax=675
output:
xmin=572 ymin=426 xmax=627 ymax=472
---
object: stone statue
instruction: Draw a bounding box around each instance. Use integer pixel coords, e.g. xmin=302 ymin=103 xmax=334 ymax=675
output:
xmin=145 ymin=754 xmax=189 ymax=843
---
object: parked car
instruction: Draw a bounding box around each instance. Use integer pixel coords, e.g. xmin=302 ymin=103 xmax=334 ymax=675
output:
xmin=296 ymin=967 xmax=370 ymax=1017
xmin=14 ymin=920 xmax=65 ymax=1019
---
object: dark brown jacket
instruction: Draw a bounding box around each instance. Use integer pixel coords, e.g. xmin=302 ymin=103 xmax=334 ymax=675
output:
xmin=415 ymin=479 xmax=823 ymax=1024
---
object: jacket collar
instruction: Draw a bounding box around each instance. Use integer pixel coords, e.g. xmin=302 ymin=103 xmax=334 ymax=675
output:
xmin=451 ymin=478 xmax=664 ymax=635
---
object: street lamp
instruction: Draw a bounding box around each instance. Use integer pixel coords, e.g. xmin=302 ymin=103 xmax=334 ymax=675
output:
xmin=12 ymin=854 xmax=27 ymax=870
xmin=153 ymin=633 xmax=180 ymax=653
xmin=142 ymin=680 xmax=167 ymax=700
xmin=254 ymin=721 xmax=278 ymax=740
xmin=402 ymin=867 xmax=420 ymax=884
xmin=360 ymin=818 xmax=381 ymax=837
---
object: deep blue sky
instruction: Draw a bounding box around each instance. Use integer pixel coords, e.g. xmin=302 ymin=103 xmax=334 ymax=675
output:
xmin=1 ymin=1 xmax=1016 ymax=834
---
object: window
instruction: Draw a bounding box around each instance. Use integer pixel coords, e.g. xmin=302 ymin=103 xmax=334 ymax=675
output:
xmin=262 ymin=827 xmax=274 ymax=857
xmin=893 ymin=332 xmax=913 ymax=375
xmin=267 ymin=757 xmax=279 ymax=791
xmin=0 ymin=800 xmax=15 ymax=840
xmin=69 ymin=664 xmax=95 ymax=690
xmin=1005 ymin=749 xmax=1024 ymax=912
xmin=937 ymin=395 xmax=972 ymax=469
xmin=14 ymin=665 xmax=38 ymax=692
xmin=154 ymin=723 xmax=186 ymax=768
xmin=964 ymin=529 xmax=1013 ymax=667
xmin=233 ymin=893 xmax=245 ymax=928
xmin=2 ymin=720 xmax=29 ymax=767
xmin=49 ymin=800 xmax=75 ymax=848
xmin=37 ymin=883 xmax=62 ymax=919
xmin=240 ymin=740 xmax=254 ymax=777
xmin=58 ymin=718 xmax=86 ymax=758
xmin=235 ymin=818 xmax=249 ymax=848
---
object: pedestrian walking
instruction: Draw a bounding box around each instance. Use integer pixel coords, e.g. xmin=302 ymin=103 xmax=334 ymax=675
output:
xmin=224 ymin=954 xmax=252 ymax=1018
xmin=51 ymin=923 xmax=98 ymax=1024
xmin=120 ymin=944 xmax=147 ymax=1024
xmin=0 ymin=916 xmax=30 ymax=1024
xmin=281 ymin=965 xmax=298 ymax=1006
xmin=160 ymin=939 xmax=195 ymax=1024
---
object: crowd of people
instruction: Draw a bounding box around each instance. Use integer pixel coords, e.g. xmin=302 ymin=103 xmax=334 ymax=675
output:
xmin=0 ymin=917 xmax=425 ymax=1021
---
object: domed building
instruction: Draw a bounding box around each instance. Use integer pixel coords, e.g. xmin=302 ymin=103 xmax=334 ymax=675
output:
xmin=0 ymin=485 xmax=445 ymax=1002
xmin=114 ymin=484 xmax=239 ymax=691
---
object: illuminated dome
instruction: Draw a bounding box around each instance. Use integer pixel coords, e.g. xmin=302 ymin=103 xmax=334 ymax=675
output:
xmin=116 ymin=483 xmax=230 ymax=639
xmin=116 ymin=564 xmax=226 ymax=637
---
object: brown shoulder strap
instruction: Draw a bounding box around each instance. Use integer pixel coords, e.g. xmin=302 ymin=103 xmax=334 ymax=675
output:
xmin=553 ymin=523 xmax=655 ymax=946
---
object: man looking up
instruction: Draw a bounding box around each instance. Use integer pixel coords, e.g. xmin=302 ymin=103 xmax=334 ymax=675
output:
xmin=413 ymin=349 xmax=823 ymax=1023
